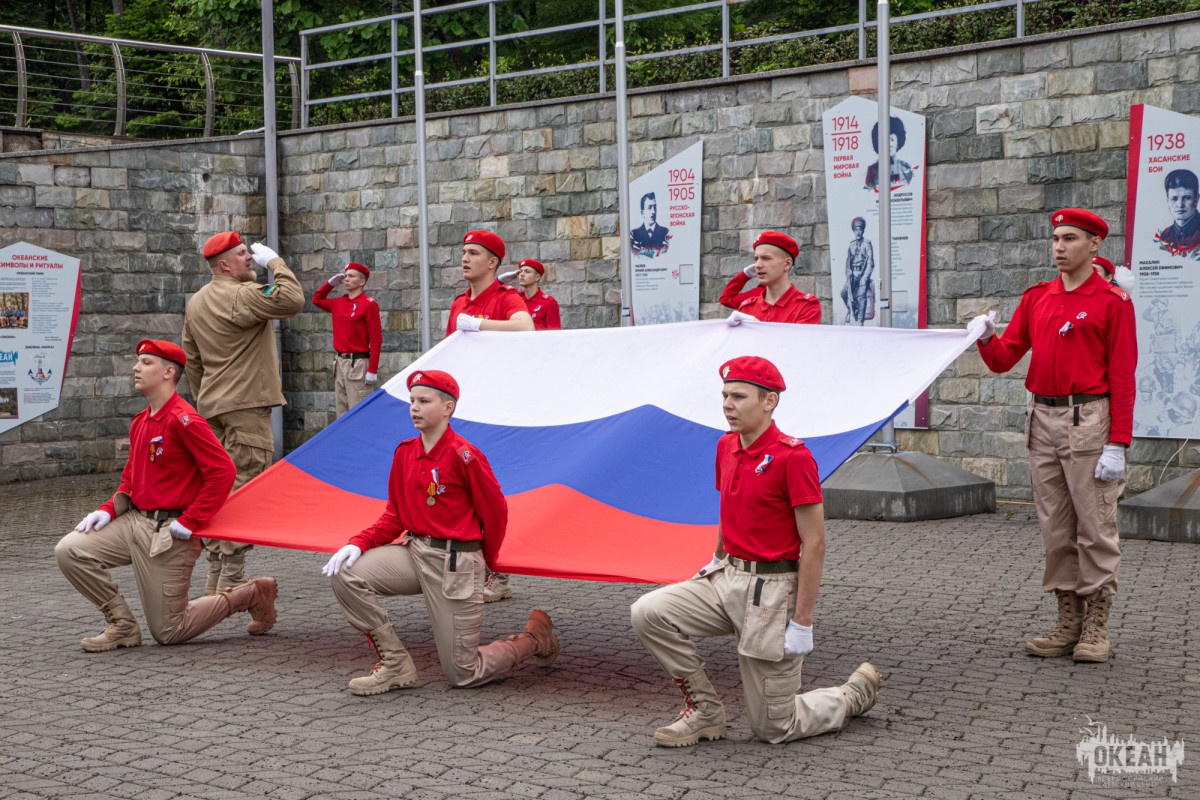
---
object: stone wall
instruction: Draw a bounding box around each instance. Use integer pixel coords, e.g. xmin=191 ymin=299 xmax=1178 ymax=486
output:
xmin=2 ymin=14 xmax=1200 ymax=496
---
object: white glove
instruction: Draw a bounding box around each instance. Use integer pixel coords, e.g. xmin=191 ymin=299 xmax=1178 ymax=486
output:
xmin=364 ymin=372 xmax=378 ymax=384
xmin=784 ymin=620 xmax=813 ymax=658
xmin=250 ymin=242 xmax=279 ymax=267
xmin=456 ymin=314 xmax=483 ymax=332
xmin=726 ymin=310 xmax=753 ymax=326
xmin=697 ymin=555 xmax=722 ymax=577
xmin=327 ymin=272 xmax=346 ymax=288
xmin=168 ymin=519 xmax=193 ymax=540
xmin=967 ymin=310 xmax=997 ymax=341
xmin=1094 ymin=444 xmax=1125 ymax=482
xmin=498 ymin=270 xmax=519 ymax=283
xmin=75 ymin=510 xmax=112 ymax=532
xmin=742 ymin=264 xmax=757 ymax=278
xmin=322 ymin=544 xmax=363 ymax=576
xmin=1113 ymin=266 xmax=1135 ymax=292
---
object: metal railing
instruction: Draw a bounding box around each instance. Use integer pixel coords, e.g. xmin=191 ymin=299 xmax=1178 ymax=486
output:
xmin=300 ymin=0 xmax=1053 ymax=126
xmin=0 ymin=25 xmax=301 ymax=139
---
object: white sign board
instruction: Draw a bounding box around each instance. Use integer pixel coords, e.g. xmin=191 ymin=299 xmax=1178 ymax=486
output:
xmin=1125 ymin=104 xmax=1200 ymax=439
xmin=0 ymin=242 xmax=82 ymax=435
xmin=628 ymin=141 xmax=703 ymax=324
xmin=822 ymin=96 xmax=928 ymax=427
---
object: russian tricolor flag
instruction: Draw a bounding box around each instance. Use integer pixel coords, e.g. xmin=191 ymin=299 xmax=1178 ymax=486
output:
xmin=204 ymin=319 xmax=979 ymax=583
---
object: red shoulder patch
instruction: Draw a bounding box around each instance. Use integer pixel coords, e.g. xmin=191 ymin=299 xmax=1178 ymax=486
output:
xmin=778 ymin=435 xmax=803 ymax=448
xmin=1105 ymin=284 xmax=1130 ymax=302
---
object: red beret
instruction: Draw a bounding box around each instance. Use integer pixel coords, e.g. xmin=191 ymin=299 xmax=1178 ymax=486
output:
xmin=202 ymin=231 xmax=243 ymax=259
xmin=752 ymin=231 xmax=799 ymax=259
xmin=518 ymin=258 xmax=545 ymax=275
xmin=464 ymin=230 xmax=505 ymax=261
xmin=136 ymin=338 xmax=186 ymax=367
xmin=407 ymin=370 xmax=459 ymax=400
xmin=1092 ymin=256 xmax=1115 ymax=275
xmin=345 ymin=262 xmax=370 ymax=280
xmin=719 ymin=356 xmax=786 ymax=393
xmin=1050 ymin=208 xmax=1108 ymax=239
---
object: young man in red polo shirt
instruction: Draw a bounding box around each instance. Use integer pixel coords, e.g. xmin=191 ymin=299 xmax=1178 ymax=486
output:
xmin=446 ymin=230 xmax=533 ymax=602
xmin=515 ymin=258 xmax=562 ymax=330
xmin=321 ymin=370 xmax=558 ymax=694
xmin=971 ymin=208 xmax=1137 ymax=663
xmin=720 ymin=231 xmax=821 ymax=324
xmin=446 ymin=230 xmax=534 ymax=335
xmin=631 ymin=356 xmax=881 ymax=747
xmin=55 ymin=340 xmax=278 ymax=651
xmin=313 ymin=262 xmax=383 ymax=417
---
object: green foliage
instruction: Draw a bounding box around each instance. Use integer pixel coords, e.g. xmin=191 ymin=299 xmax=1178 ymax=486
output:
xmin=4 ymin=0 xmax=1200 ymax=135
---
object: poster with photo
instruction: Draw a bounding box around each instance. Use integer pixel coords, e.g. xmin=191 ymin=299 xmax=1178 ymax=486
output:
xmin=822 ymin=96 xmax=928 ymax=427
xmin=1125 ymin=104 xmax=1200 ymax=439
xmin=628 ymin=141 xmax=703 ymax=325
xmin=0 ymin=242 xmax=82 ymax=435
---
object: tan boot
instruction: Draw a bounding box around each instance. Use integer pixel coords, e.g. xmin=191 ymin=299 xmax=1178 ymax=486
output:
xmin=222 ymin=577 xmax=278 ymax=635
xmin=203 ymin=552 xmax=221 ymax=596
xmin=81 ymin=594 xmax=142 ymax=653
xmin=505 ymin=609 xmax=560 ymax=667
xmin=841 ymin=662 xmax=883 ymax=719
xmin=654 ymin=670 xmax=727 ymax=747
xmin=215 ymin=553 xmax=249 ymax=594
xmin=1073 ymin=591 xmax=1113 ymax=663
xmin=348 ymin=623 xmax=418 ymax=695
xmin=482 ymin=571 xmax=512 ymax=603
xmin=1026 ymin=589 xmax=1084 ymax=657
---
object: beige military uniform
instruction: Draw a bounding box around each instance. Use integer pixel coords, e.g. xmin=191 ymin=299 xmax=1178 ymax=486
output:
xmin=182 ymin=256 xmax=304 ymax=558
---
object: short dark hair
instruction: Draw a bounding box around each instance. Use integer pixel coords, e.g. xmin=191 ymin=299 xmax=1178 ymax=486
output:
xmin=870 ymin=116 xmax=907 ymax=154
xmin=1164 ymin=169 xmax=1199 ymax=195
xmin=640 ymin=192 xmax=656 ymax=211
xmin=851 ymin=216 xmax=867 ymax=232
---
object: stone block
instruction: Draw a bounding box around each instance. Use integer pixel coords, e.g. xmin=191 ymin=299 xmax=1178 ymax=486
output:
xmin=1027 ymin=155 xmax=1074 ymax=184
xmin=1096 ymin=61 xmax=1147 ymax=93
xmin=1121 ymin=29 xmax=1172 ymax=61
xmin=1003 ymin=130 xmax=1051 ymax=159
xmin=975 ymin=104 xmax=1018 ymax=135
xmin=848 ymin=65 xmax=876 ymax=94
xmin=932 ymin=56 xmax=977 ymax=84
xmin=932 ymin=110 xmax=975 ymax=138
xmin=1023 ymin=42 xmax=1070 ymax=72
xmin=978 ymin=49 xmax=1021 ymax=78
xmin=17 ymin=164 xmax=55 ymax=185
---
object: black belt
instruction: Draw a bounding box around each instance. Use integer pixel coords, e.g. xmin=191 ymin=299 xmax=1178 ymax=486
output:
xmin=135 ymin=507 xmax=184 ymax=521
xmin=726 ymin=555 xmax=799 ymax=575
xmin=411 ymin=534 xmax=483 ymax=552
xmin=337 ymin=352 xmax=370 ymax=360
xmin=1033 ymin=393 xmax=1108 ymax=407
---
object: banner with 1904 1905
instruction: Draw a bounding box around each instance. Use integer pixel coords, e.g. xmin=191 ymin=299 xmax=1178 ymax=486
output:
xmin=628 ymin=141 xmax=703 ymax=325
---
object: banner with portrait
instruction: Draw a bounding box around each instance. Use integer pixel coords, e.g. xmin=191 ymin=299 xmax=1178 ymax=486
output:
xmin=1125 ymin=104 xmax=1200 ymax=439
xmin=821 ymin=97 xmax=928 ymax=427
xmin=628 ymin=141 xmax=703 ymax=325
xmin=0 ymin=242 xmax=82 ymax=435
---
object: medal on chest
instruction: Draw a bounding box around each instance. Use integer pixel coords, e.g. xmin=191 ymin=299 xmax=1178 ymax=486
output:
xmin=149 ymin=435 xmax=164 ymax=463
xmin=426 ymin=468 xmax=445 ymax=506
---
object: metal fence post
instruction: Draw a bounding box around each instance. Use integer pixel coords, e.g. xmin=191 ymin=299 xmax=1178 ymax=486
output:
xmin=300 ymin=33 xmax=309 ymax=128
xmin=489 ymin=1 xmax=498 ymax=107
xmin=111 ymin=43 xmax=126 ymax=136
xmin=391 ymin=16 xmax=399 ymax=118
xmin=1017 ymin=0 xmax=1025 ymax=37
xmin=721 ymin=0 xmax=729 ymax=78
xmin=12 ymin=32 xmax=26 ymax=128
xmin=415 ymin=0 xmax=433 ymax=351
xmin=598 ymin=0 xmax=606 ymax=94
xmin=200 ymin=52 xmax=215 ymax=137
xmin=859 ymin=0 xmax=867 ymax=60
xmin=288 ymin=61 xmax=299 ymax=129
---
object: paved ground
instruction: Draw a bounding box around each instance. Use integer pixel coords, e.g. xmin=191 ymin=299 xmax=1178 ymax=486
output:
xmin=1 ymin=473 xmax=1196 ymax=800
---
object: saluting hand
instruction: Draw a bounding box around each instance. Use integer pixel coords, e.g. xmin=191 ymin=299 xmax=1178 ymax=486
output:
xmin=498 ymin=270 xmax=519 ymax=283
xmin=327 ymin=272 xmax=346 ymax=288
xmin=250 ymin=242 xmax=280 ymax=267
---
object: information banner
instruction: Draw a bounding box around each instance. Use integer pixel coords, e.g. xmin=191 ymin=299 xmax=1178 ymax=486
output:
xmin=822 ymin=96 xmax=928 ymax=427
xmin=1125 ymin=104 xmax=1200 ymax=439
xmin=628 ymin=141 xmax=703 ymax=324
xmin=0 ymin=242 xmax=82 ymax=435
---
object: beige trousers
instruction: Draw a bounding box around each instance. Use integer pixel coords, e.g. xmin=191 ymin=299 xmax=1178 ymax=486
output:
xmin=329 ymin=537 xmax=519 ymax=687
xmin=1027 ymin=399 xmax=1123 ymax=596
xmin=55 ymin=512 xmax=232 ymax=644
xmin=333 ymin=356 xmax=373 ymax=417
xmin=631 ymin=563 xmax=848 ymax=743
xmin=205 ymin=406 xmax=273 ymax=557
